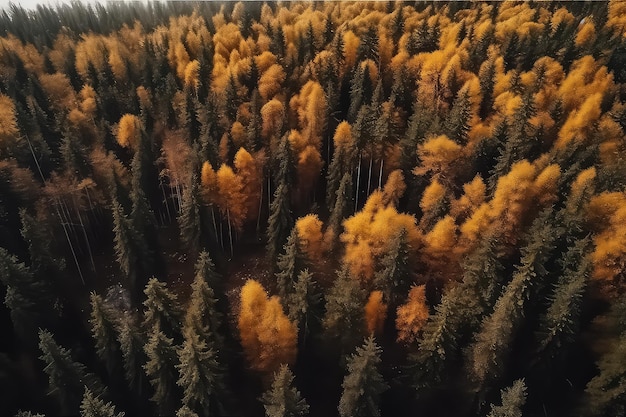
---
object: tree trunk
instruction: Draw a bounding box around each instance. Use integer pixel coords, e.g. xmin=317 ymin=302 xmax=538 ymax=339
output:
xmin=227 ymin=208 xmax=234 ymax=259
xmin=366 ymin=156 xmax=373 ymax=197
xmin=73 ymin=194 xmax=96 ymax=273
xmin=355 ymin=152 xmax=362 ymax=212
xmin=378 ymin=158 xmax=384 ymax=190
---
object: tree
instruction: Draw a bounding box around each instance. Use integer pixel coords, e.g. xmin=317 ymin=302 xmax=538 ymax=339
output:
xmin=325 ymin=172 xmax=353 ymax=252
xmin=488 ymin=379 xmax=527 ymax=417
xmin=374 ymin=228 xmax=411 ymax=303
xmin=364 ymin=291 xmax=387 ymax=336
xmin=116 ymin=312 xmax=148 ymax=395
xmin=80 ymin=389 xmax=125 ymax=417
xmin=338 ymin=336 xmax=388 ymax=417
xmin=90 ymin=293 xmax=121 ymax=376
xmin=143 ymin=325 xmax=179 ymax=415
xmin=443 ymin=87 xmax=472 ymax=145
xmin=295 ymin=214 xmax=323 ymax=262
xmin=178 ymin=175 xmax=202 ymax=254
xmin=176 ymin=329 xmax=225 ymax=416
xmin=396 ymin=285 xmax=429 ymax=345
xmin=275 ymin=227 xmax=305 ymax=301
xmin=38 ymin=329 xmax=107 ymax=415
xmin=142 ymin=278 xmax=183 ymax=341
xmin=468 ymin=209 xmax=561 ymax=388
xmin=322 ymin=265 xmax=366 ymax=353
xmin=176 ymin=406 xmax=199 ymax=417
xmin=260 ymin=364 xmax=309 ymax=417
xmin=238 ymin=280 xmax=298 ymax=374
xmin=287 ymin=269 xmax=321 ymax=347
xmin=267 ymin=138 xmax=294 ymax=264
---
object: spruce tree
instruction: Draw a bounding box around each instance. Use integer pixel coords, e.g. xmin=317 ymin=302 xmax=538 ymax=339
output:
xmin=374 ymin=228 xmax=411 ymax=305
xmin=143 ymin=325 xmax=179 ymax=415
xmin=487 ymin=379 xmax=527 ymax=417
xmin=583 ymin=333 xmax=626 ymax=416
xmin=275 ymin=227 xmax=305 ymax=301
xmin=468 ymin=209 xmax=560 ymax=388
xmin=260 ymin=364 xmax=309 ymax=417
xmin=326 ymin=172 xmax=353 ymax=252
xmin=322 ymin=265 xmax=366 ymax=353
xmin=338 ymin=336 xmax=388 ymax=417
xmin=443 ymin=87 xmax=471 ymax=145
xmin=176 ymin=329 xmax=226 ymax=416
xmin=267 ymin=135 xmax=294 ymax=265
xmin=14 ymin=411 xmax=45 ymax=417
xmin=287 ymin=269 xmax=321 ymax=347
xmin=38 ymin=329 xmax=107 ymax=415
xmin=176 ymin=406 xmax=199 ymax=417
xmin=184 ymin=263 xmax=223 ymax=352
xmin=178 ymin=175 xmax=201 ymax=255
xmin=116 ymin=312 xmax=148 ymax=395
xmin=143 ymin=277 xmax=184 ymax=341
xmin=19 ymin=208 xmax=65 ymax=279
xmin=89 ymin=293 xmax=121 ymax=376
xmin=80 ymin=389 xmax=125 ymax=417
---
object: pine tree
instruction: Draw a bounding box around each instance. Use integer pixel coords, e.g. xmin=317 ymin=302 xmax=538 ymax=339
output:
xmin=116 ymin=312 xmax=148 ymax=395
xmin=275 ymin=227 xmax=305 ymax=301
xmin=260 ymin=364 xmax=309 ymax=417
xmin=287 ymin=269 xmax=321 ymax=347
xmin=14 ymin=411 xmax=45 ymax=417
xmin=326 ymin=172 xmax=353 ymax=252
xmin=178 ymin=175 xmax=202 ymax=254
xmin=267 ymin=135 xmax=294 ymax=265
xmin=338 ymin=336 xmax=388 ymax=417
xmin=38 ymin=329 xmax=107 ymax=415
xmin=143 ymin=325 xmax=179 ymax=415
xmin=80 ymin=389 xmax=125 ymax=417
xmin=487 ymin=379 xmax=527 ymax=417
xmin=176 ymin=406 xmax=199 ymax=417
xmin=19 ymin=209 xmax=65 ymax=279
xmin=0 ymin=248 xmax=57 ymax=341
xmin=89 ymin=293 xmax=120 ymax=376
xmin=469 ymin=210 xmax=561 ymax=388
xmin=322 ymin=265 xmax=366 ymax=353
xmin=143 ymin=277 xmax=184 ymax=341
xmin=374 ymin=228 xmax=411 ymax=304
xmin=184 ymin=260 xmax=223 ymax=352
xmin=176 ymin=330 xmax=225 ymax=416
xmin=443 ymin=87 xmax=471 ymax=145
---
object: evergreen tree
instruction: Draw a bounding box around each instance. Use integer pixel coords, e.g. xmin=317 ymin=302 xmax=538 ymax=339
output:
xmin=116 ymin=312 xmax=148 ymax=395
xmin=286 ymin=269 xmax=321 ymax=347
xmin=487 ymin=379 xmax=527 ymax=417
xmin=184 ymin=260 xmax=223 ymax=351
xmin=178 ymin=175 xmax=201 ymax=254
xmin=143 ymin=326 xmax=179 ymax=415
xmin=260 ymin=364 xmax=309 ymax=417
xmin=143 ymin=277 xmax=184 ymax=341
xmin=322 ymin=265 xmax=366 ymax=353
xmin=443 ymin=87 xmax=471 ymax=145
xmin=176 ymin=329 xmax=225 ymax=416
xmin=275 ymin=227 xmax=305 ymax=301
xmin=80 ymin=389 xmax=125 ymax=417
xmin=0 ymin=248 xmax=58 ymax=342
xmin=176 ymin=406 xmax=199 ymax=417
xmin=194 ymin=250 xmax=221 ymax=292
xmin=338 ymin=336 xmax=388 ymax=417
xmin=374 ymin=228 xmax=411 ymax=304
xmin=326 ymin=172 xmax=353 ymax=252
xmin=267 ymin=135 xmax=294 ymax=265
xmin=469 ymin=210 xmax=561 ymax=388
xmin=19 ymin=209 xmax=65 ymax=279
xmin=89 ymin=293 xmax=121 ymax=376
xmin=38 ymin=330 xmax=107 ymax=415
xmin=14 ymin=411 xmax=45 ymax=417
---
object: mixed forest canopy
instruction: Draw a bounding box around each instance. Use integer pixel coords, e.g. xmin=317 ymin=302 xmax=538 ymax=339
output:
xmin=1 ymin=0 xmax=626 ymax=416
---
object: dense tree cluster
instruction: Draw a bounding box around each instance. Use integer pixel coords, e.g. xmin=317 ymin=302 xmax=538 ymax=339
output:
xmin=1 ymin=1 xmax=626 ymax=415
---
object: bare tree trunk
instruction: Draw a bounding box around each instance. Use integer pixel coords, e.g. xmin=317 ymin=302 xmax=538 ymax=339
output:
xmin=227 ymin=208 xmax=234 ymax=258
xmin=378 ymin=158 xmax=384 ymax=190
xmin=73 ymin=194 xmax=96 ymax=273
xmin=161 ymin=182 xmax=172 ymax=223
xmin=257 ymin=181 xmax=263 ymax=236
xmin=219 ymin=217 xmax=224 ymax=250
xmin=55 ymin=198 xmax=85 ymax=285
xmin=366 ymin=156 xmax=373 ymax=197
xmin=355 ymin=151 xmax=362 ymax=212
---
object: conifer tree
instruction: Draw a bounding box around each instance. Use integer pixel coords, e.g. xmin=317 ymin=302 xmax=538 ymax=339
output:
xmin=19 ymin=209 xmax=65 ymax=280
xmin=374 ymin=228 xmax=411 ymax=304
xmin=80 ymin=389 xmax=125 ymax=417
xmin=116 ymin=312 xmax=148 ymax=395
xmin=267 ymin=134 xmax=294 ymax=264
xmin=143 ymin=277 xmax=184 ymax=341
xmin=176 ymin=329 xmax=225 ymax=417
xmin=89 ymin=293 xmax=120 ymax=376
xmin=184 ymin=258 xmax=223 ymax=352
xmin=287 ymin=269 xmax=321 ymax=347
xmin=469 ymin=210 xmax=561 ymax=388
xmin=326 ymin=172 xmax=353 ymax=252
xmin=143 ymin=325 xmax=179 ymax=415
xmin=443 ymin=87 xmax=471 ymax=145
xmin=14 ymin=411 xmax=45 ymax=417
xmin=38 ymin=329 xmax=107 ymax=415
xmin=487 ymin=379 xmax=527 ymax=417
xmin=338 ymin=336 xmax=388 ymax=417
xmin=178 ymin=175 xmax=202 ymax=254
xmin=322 ymin=265 xmax=366 ymax=353
xmin=176 ymin=406 xmax=198 ymax=417
xmin=260 ymin=364 xmax=309 ymax=417
xmin=275 ymin=227 xmax=305 ymax=301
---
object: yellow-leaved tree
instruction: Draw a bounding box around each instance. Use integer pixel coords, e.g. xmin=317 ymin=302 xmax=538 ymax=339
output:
xmin=364 ymin=291 xmax=387 ymax=336
xmin=396 ymin=285 xmax=429 ymax=344
xmin=237 ymin=280 xmax=297 ymax=374
xmin=296 ymin=214 xmax=324 ymax=262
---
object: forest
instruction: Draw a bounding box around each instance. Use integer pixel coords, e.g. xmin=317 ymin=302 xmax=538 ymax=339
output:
xmin=1 ymin=0 xmax=626 ymax=416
